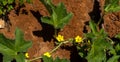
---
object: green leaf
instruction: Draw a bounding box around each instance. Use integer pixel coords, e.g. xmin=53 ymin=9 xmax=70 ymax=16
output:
xmin=15 ymin=28 xmax=24 ymax=51
xmin=3 ymin=1 xmax=7 ymax=6
xmin=41 ymin=17 xmax=53 ymax=25
xmin=8 ymin=0 xmax=14 ymax=4
xmin=86 ymin=37 xmax=114 ymax=62
xmin=40 ymin=0 xmax=53 ymax=14
xmin=86 ymin=40 xmax=106 ymax=62
xmin=15 ymin=53 xmax=25 ymax=62
xmin=58 ymin=13 xmax=73 ymax=29
xmin=0 ymin=9 xmax=3 ymax=15
xmin=104 ymin=0 xmax=120 ymax=12
xmin=115 ymin=44 xmax=120 ymax=51
xmin=54 ymin=57 xmax=61 ymax=62
xmin=115 ymin=33 xmax=120 ymax=39
xmin=84 ymin=32 xmax=95 ymax=39
xmin=8 ymin=5 xmax=13 ymax=11
xmin=54 ymin=57 xmax=70 ymax=62
xmin=3 ymin=55 xmax=13 ymax=62
xmin=18 ymin=40 xmax=32 ymax=52
xmin=0 ymin=34 xmax=15 ymax=56
xmin=0 ymin=43 xmax=16 ymax=56
xmin=51 ymin=10 xmax=58 ymax=28
xmin=113 ymin=6 xmax=120 ymax=12
xmin=107 ymin=55 xmax=120 ymax=62
xmin=15 ymin=28 xmax=32 ymax=52
xmin=0 ymin=28 xmax=32 ymax=61
xmin=78 ymin=52 xmax=84 ymax=57
xmin=89 ymin=21 xmax=97 ymax=34
xmin=61 ymin=59 xmax=70 ymax=62
xmin=54 ymin=3 xmax=67 ymax=20
xmin=40 ymin=0 xmax=73 ymax=29
xmin=42 ymin=56 xmax=53 ymax=62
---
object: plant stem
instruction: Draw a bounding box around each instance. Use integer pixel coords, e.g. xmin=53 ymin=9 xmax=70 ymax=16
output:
xmin=54 ymin=29 xmax=57 ymax=37
xmin=50 ymin=41 xmax=70 ymax=54
xmin=29 ymin=41 xmax=69 ymax=62
xmin=29 ymin=56 xmax=42 ymax=62
xmin=50 ymin=42 xmax=63 ymax=54
xmin=107 ymin=37 xmax=114 ymax=45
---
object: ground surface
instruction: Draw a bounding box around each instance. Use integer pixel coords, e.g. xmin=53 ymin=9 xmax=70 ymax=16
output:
xmin=0 ymin=0 xmax=120 ymax=62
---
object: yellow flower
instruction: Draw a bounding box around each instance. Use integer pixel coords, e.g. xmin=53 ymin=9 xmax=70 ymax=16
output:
xmin=44 ymin=52 xmax=51 ymax=57
xmin=56 ymin=34 xmax=64 ymax=42
xmin=75 ymin=36 xmax=82 ymax=43
xmin=25 ymin=53 xmax=29 ymax=58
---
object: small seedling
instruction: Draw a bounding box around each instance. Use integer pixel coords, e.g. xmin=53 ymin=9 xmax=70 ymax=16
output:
xmin=40 ymin=0 xmax=73 ymax=36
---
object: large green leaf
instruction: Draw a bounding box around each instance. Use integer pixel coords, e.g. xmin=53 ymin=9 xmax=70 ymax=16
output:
xmin=15 ymin=53 xmax=25 ymax=62
xmin=15 ymin=28 xmax=24 ymax=51
xmin=15 ymin=28 xmax=32 ymax=52
xmin=40 ymin=0 xmax=73 ymax=29
xmin=0 ymin=28 xmax=32 ymax=61
xmin=54 ymin=3 xmax=67 ymax=20
xmin=86 ymin=36 xmax=114 ymax=62
xmin=86 ymin=39 xmax=106 ymax=62
xmin=58 ymin=13 xmax=73 ymax=29
xmin=41 ymin=17 xmax=53 ymax=25
xmin=0 ymin=43 xmax=16 ymax=56
xmin=42 ymin=56 xmax=53 ymax=62
xmin=107 ymin=55 xmax=120 ymax=62
xmin=51 ymin=10 xmax=58 ymax=28
xmin=40 ymin=0 xmax=53 ymax=14
xmin=3 ymin=55 xmax=13 ymax=62
xmin=89 ymin=21 xmax=98 ymax=34
xmin=18 ymin=40 xmax=32 ymax=52
xmin=0 ymin=34 xmax=15 ymax=56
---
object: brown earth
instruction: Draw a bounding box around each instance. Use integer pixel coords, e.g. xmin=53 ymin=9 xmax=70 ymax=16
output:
xmin=0 ymin=0 xmax=120 ymax=62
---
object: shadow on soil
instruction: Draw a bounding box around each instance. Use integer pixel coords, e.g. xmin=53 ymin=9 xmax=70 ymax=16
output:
xmin=89 ymin=0 xmax=101 ymax=23
xmin=30 ymin=10 xmax=55 ymax=42
xmin=61 ymin=46 xmax=87 ymax=62
xmin=0 ymin=53 xmax=2 ymax=62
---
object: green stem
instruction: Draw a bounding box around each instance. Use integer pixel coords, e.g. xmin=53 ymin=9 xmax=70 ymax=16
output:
xmin=54 ymin=29 xmax=57 ymax=37
xmin=50 ymin=41 xmax=70 ymax=54
xmin=50 ymin=42 xmax=63 ymax=54
xmin=29 ymin=56 xmax=42 ymax=62
xmin=29 ymin=41 xmax=69 ymax=62
xmin=107 ymin=37 xmax=114 ymax=45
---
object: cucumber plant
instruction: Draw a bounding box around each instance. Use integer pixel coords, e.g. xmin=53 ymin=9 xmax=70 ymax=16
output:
xmin=40 ymin=0 xmax=73 ymax=36
xmin=0 ymin=28 xmax=32 ymax=62
xmin=72 ymin=20 xmax=120 ymax=62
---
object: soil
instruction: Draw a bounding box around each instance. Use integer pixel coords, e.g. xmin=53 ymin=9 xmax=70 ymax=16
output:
xmin=0 ymin=0 xmax=120 ymax=62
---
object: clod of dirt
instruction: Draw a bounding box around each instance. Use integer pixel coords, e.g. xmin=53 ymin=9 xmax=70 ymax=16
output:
xmin=104 ymin=12 xmax=120 ymax=37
